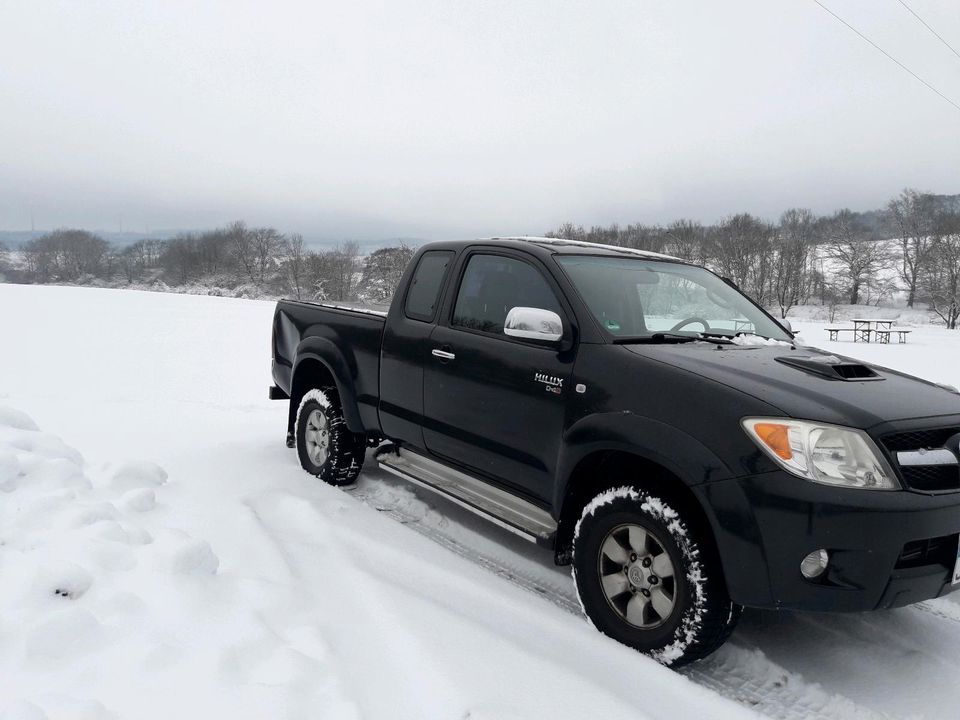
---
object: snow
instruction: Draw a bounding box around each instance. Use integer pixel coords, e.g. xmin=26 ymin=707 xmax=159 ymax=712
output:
xmin=2 ymin=282 xmax=960 ymax=719
xmin=788 ymin=307 xmax=960 ymax=391
xmin=729 ymin=334 xmax=793 ymax=347
xmin=0 ymin=284 xmax=749 ymax=720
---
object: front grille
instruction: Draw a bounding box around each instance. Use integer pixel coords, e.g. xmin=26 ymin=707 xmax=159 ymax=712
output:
xmin=882 ymin=428 xmax=960 ymax=453
xmin=896 ymin=534 xmax=958 ymax=570
xmin=901 ymin=465 xmax=960 ymax=492
xmin=881 ymin=427 xmax=960 ymax=492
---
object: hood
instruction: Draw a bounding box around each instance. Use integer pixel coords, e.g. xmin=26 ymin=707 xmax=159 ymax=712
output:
xmin=624 ymin=342 xmax=960 ymax=428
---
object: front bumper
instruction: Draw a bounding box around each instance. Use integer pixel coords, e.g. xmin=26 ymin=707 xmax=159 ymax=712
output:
xmin=696 ymin=470 xmax=960 ymax=612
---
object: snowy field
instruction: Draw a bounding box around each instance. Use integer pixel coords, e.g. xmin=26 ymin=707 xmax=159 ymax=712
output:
xmin=2 ymin=284 xmax=960 ymax=720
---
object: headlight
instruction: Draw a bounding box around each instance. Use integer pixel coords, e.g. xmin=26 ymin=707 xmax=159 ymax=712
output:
xmin=742 ymin=418 xmax=899 ymax=490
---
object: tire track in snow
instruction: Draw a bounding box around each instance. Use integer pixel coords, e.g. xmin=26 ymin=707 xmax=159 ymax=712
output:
xmin=915 ymin=597 xmax=960 ymax=625
xmin=244 ymin=490 xmax=466 ymax=719
xmin=347 ymin=470 xmax=894 ymax=720
xmin=348 ymin=484 xmax=581 ymax=615
xmin=683 ymin=647 xmax=894 ymax=720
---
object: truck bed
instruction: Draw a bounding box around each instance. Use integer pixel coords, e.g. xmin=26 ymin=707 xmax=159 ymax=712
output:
xmin=271 ymin=299 xmax=387 ymax=432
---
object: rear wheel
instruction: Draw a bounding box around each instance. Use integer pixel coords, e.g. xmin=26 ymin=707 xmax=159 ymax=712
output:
xmin=572 ymin=486 xmax=739 ymax=666
xmin=294 ymin=388 xmax=365 ymax=486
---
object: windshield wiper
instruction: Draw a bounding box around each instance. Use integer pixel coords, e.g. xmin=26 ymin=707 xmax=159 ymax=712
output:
xmin=613 ymin=333 xmax=696 ymax=344
xmin=613 ymin=333 xmax=732 ymax=345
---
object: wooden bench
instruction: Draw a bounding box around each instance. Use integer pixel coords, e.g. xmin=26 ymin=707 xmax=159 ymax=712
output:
xmin=873 ymin=328 xmax=911 ymax=344
xmin=825 ymin=327 xmax=857 ymax=341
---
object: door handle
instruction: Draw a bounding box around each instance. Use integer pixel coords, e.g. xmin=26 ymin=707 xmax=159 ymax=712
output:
xmin=431 ymin=348 xmax=456 ymax=360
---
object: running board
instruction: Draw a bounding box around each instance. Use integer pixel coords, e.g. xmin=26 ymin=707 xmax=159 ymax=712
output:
xmin=376 ymin=447 xmax=557 ymax=544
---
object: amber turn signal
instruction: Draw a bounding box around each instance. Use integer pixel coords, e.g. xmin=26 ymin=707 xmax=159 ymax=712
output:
xmin=753 ymin=423 xmax=793 ymax=460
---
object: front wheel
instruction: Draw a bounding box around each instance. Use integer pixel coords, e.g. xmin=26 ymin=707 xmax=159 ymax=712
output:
xmin=295 ymin=388 xmax=365 ymax=486
xmin=572 ymin=486 xmax=739 ymax=666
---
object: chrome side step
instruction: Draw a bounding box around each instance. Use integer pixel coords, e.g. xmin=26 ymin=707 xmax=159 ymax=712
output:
xmin=376 ymin=446 xmax=557 ymax=544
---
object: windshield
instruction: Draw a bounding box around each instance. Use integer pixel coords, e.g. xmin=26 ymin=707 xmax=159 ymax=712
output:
xmin=556 ymin=256 xmax=791 ymax=341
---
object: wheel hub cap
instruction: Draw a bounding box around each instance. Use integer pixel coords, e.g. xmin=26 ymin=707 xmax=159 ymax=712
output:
xmin=597 ymin=522 xmax=678 ymax=629
xmin=304 ymin=408 xmax=330 ymax=467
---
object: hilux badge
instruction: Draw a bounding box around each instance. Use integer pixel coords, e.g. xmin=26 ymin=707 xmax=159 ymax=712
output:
xmin=535 ymin=372 xmax=563 ymax=394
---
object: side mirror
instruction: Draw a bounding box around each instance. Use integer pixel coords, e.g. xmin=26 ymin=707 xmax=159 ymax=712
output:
xmin=780 ymin=318 xmax=793 ymax=333
xmin=504 ymin=307 xmax=563 ymax=343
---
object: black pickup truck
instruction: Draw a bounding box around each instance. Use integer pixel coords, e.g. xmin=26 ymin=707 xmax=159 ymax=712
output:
xmin=270 ymin=236 xmax=960 ymax=665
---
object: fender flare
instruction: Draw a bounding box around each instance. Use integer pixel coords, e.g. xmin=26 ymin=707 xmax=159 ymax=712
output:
xmin=553 ymin=411 xmax=733 ymax=512
xmin=292 ymin=336 xmax=364 ymax=432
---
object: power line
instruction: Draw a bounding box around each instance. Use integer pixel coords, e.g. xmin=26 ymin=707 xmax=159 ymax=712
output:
xmin=811 ymin=0 xmax=960 ymax=114
xmin=895 ymin=0 xmax=960 ymax=63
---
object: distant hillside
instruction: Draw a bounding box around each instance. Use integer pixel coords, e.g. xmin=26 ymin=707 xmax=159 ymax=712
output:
xmin=0 ymin=230 xmax=182 ymax=249
xmin=0 ymin=229 xmax=426 ymax=252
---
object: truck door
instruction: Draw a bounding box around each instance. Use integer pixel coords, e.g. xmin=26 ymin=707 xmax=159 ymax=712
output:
xmin=423 ymin=250 xmax=576 ymax=504
xmin=379 ymin=249 xmax=456 ymax=446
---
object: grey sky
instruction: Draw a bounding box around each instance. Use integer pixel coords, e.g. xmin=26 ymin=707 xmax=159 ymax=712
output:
xmin=1 ymin=0 xmax=958 ymax=240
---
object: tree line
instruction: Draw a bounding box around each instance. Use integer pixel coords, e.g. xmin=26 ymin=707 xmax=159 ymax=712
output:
xmin=548 ymin=189 xmax=960 ymax=329
xmin=1 ymin=222 xmax=414 ymax=306
xmin=2 ymin=188 xmax=959 ymax=329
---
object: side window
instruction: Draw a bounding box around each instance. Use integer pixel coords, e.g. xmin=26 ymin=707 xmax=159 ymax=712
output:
xmin=405 ymin=251 xmax=454 ymax=322
xmin=452 ymin=254 xmax=562 ymax=335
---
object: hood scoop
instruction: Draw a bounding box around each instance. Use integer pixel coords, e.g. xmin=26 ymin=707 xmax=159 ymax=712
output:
xmin=775 ymin=355 xmax=883 ymax=381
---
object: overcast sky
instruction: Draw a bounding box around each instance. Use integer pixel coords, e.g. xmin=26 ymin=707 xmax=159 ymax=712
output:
xmin=1 ymin=0 xmax=958 ymax=240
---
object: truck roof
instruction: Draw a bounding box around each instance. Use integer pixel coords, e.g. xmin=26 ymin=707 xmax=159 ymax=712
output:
xmin=441 ymin=236 xmax=683 ymax=262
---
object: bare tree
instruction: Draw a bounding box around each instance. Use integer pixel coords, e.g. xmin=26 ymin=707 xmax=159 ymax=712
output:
xmin=888 ymin=188 xmax=937 ymax=307
xmin=360 ymin=244 xmax=415 ymax=303
xmin=547 ymin=222 xmax=587 ymax=242
xmin=663 ymin=220 xmax=707 ymax=263
xmin=822 ymin=210 xmax=889 ymax=305
xmin=117 ymin=244 xmax=141 ymax=284
xmin=160 ymin=235 xmax=200 ymax=285
xmin=921 ymin=212 xmax=960 ymax=329
xmin=305 ymin=250 xmax=333 ymax=301
xmin=282 ymin=233 xmax=307 ymax=300
xmin=134 ymin=239 xmax=164 ymax=269
xmin=251 ymin=227 xmax=282 ymax=285
xmin=706 ymin=213 xmax=775 ymax=304
xmin=21 ymin=229 xmax=110 ymax=282
xmin=328 ymin=241 xmax=361 ymax=301
xmin=195 ymin=228 xmax=232 ymax=276
xmin=771 ymin=208 xmax=817 ymax=318
xmin=226 ymin=221 xmax=257 ymax=284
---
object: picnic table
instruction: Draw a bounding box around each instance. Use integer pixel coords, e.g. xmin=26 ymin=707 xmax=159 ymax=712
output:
xmin=873 ymin=328 xmax=912 ymax=344
xmin=826 ymin=319 xmax=910 ymax=344
xmin=851 ymin=319 xmax=896 ymax=343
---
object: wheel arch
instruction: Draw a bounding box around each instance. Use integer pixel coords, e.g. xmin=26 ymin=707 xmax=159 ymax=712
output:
xmin=552 ymin=413 xmax=734 ymax=572
xmin=289 ymin=339 xmax=364 ymax=434
xmin=553 ymin=449 xmax=719 ymax=566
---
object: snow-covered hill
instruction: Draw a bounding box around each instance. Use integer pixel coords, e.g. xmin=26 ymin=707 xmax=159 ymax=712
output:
xmin=2 ymin=283 xmax=959 ymax=720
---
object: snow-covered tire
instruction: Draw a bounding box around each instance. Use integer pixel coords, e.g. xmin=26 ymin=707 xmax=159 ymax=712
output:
xmin=572 ymin=486 xmax=739 ymax=667
xmin=294 ymin=388 xmax=364 ymax=486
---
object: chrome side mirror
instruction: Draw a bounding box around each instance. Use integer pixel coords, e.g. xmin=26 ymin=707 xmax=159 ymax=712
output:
xmin=504 ymin=307 xmax=563 ymax=343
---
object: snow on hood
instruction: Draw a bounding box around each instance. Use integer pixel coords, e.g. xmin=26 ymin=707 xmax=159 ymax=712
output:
xmin=729 ymin=333 xmax=794 ymax=347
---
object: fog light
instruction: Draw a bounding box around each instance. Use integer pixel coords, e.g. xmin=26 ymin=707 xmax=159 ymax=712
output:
xmin=800 ymin=549 xmax=829 ymax=579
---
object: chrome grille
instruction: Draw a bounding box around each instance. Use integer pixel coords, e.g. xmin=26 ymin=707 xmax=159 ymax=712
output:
xmin=881 ymin=427 xmax=960 ymax=493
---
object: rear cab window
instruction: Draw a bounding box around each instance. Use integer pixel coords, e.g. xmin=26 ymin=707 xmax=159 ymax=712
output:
xmin=405 ymin=250 xmax=454 ymax=321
